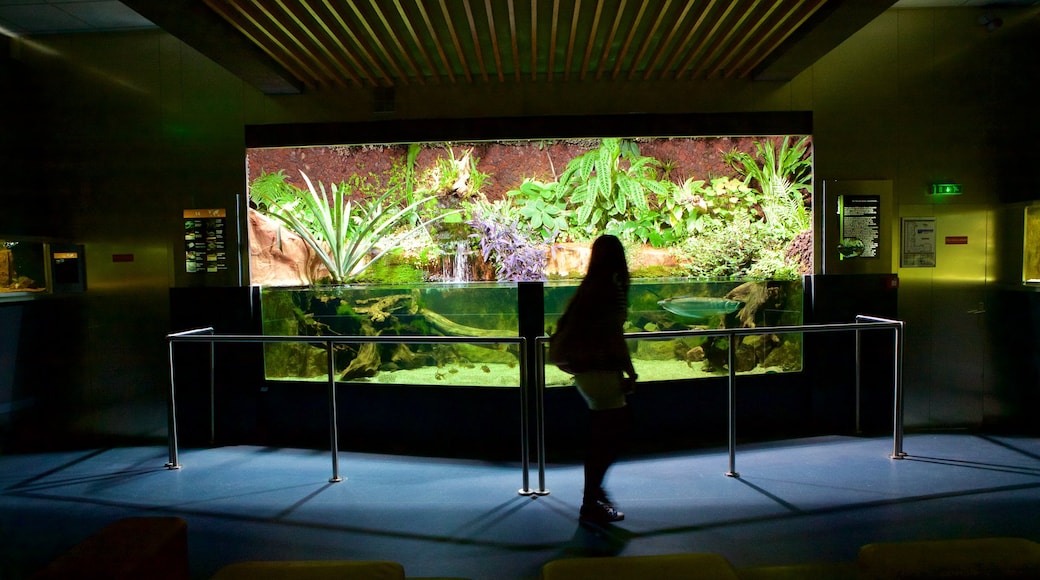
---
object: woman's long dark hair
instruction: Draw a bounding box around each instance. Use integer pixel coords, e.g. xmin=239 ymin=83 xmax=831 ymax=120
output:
xmin=582 ymin=234 xmax=630 ymax=293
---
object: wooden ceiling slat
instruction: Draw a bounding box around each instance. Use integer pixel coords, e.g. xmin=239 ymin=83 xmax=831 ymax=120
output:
xmin=366 ymin=0 xmax=426 ymax=84
xmin=203 ymin=0 xmax=304 ymax=87
xmin=296 ymin=0 xmax=365 ymax=86
xmin=690 ymin=0 xmax=760 ymax=78
xmin=424 ymin=0 xmax=465 ymax=84
xmin=707 ymin=0 xmax=782 ymax=79
xmin=658 ymin=0 xmax=714 ymax=80
xmin=483 ymin=0 xmax=505 ymax=82
xmin=642 ymin=0 xmax=696 ymax=81
xmin=198 ymin=0 xmax=867 ymax=92
xmin=547 ymin=0 xmax=559 ymax=82
xmin=626 ymin=0 xmax=671 ymax=81
xmin=529 ymin=0 xmax=537 ymax=81
xmin=579 ymin=0 xmax=603 ymax=81
xmin=219 ymin=0 xmax=327 ymax=88
xmin=391 ymin=0 xmax=443 ymax=83
xmin=675 ymin=0 xmax=739 ymax=80
xmin=507 ymin=0 xmax=520 ymax=81
xmin=319 ymin=0 xmax=392 ymax=87
xmin=595 ymin=0 xmax=626 ymax=80
xmin=729 ymin=0 xmax=825 ymax=79
xmin=342 ymin=0 xmax=413 ymax=86
xmin=461 ymin=0 xmax=489 ymax=82
xmin=562 ymin=0 xmax=580 ymax=82
xmin=610 ymin=0 xmax=649 ymax=80
xmin=256 ymin=0 xmax=340 ymax=87
xmin=274 ymin=0 xmax=354 ymax=88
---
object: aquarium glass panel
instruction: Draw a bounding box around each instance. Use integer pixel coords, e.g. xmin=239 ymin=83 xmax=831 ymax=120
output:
xmin=261 ymin=278 xmax=803 ymax=386
xmin=544 ymin=278 xmax=803 ymax=387
xmin=261 ymin=284 xmax=522 ymax=386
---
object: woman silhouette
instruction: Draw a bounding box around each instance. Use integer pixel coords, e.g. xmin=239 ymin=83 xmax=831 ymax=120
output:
xmin=558 ymin=234 xmax=637 ymax=523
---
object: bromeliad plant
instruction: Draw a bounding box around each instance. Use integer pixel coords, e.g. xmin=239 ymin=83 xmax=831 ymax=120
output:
xmin=250 ymin=170 xmax=460 ymax=284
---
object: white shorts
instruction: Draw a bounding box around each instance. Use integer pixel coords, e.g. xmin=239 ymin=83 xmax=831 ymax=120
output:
xmin=574 ymin=370 xmax=628 ymax=411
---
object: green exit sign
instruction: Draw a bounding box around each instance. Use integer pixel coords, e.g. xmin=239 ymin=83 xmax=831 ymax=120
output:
xmin=930 ymin=183 xmax=963 ymax=195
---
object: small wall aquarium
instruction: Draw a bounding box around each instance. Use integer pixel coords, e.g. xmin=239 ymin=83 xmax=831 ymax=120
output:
xmin=260 ymin=278 xmax=803 ymax=386
xmin=0 ymin=239 xmax=49 ymax=300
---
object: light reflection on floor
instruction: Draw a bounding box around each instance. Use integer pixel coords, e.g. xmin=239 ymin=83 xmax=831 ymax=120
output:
xmin=2 ymin=433 xmax=1039 ymax=579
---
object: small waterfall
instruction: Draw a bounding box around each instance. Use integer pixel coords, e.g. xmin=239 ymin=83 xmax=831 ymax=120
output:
xmin=441 ymin=241 xmax=470 ymax=282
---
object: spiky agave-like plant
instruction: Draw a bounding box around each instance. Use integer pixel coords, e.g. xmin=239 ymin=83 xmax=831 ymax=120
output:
xmin=251 ymin=170 xmax=459 ymax=284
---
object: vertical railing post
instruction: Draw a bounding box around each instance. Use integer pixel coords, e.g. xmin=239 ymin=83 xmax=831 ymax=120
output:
xmin=518 ymin=338 xmax=531 ymax=495
xmin=855 ymin=326 xmax=862 ymax=435
xmin=209 ymin=339 xmax=216 ymax=445
xmin=327 ymin=340 xmax=343 ymax=482
xmin=891 ymin=321 xmax=907 ymax=459
xmin=517 ymin=282 xmax=545 ymax=495
xmin=726 ymin=330 xmax=739 ymax=478
xmin=534 ymin=338 xmax=548 ymax=495
xmin=165 ymin=339 xmax=181 ymax=470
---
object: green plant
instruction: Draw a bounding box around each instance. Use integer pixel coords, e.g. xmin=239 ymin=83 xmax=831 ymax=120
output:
xmin=700 ymin=176 xmax=760 ymax=224
xmin=426 ymin=146 xmax=491 ymax=200
xmin=676 ymin=217 xmax=788 ymax=279
xmin=250 ymin=170 xmax=459 ymax=284
xmin=605 ymin=209 xmax=677 ymax=248
xmin=725 ymin=136 xmax=812 ymax=237
xmin=467 ymin=200 xmax=547 ymax=281
xmin=556 ymin=138 xmax=671 ymax=237
xmin=507 ymin=178 xmax=568 ymax=241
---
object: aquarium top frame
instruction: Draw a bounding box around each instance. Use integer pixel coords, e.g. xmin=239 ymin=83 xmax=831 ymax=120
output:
xmin=245 ymin=112 xmax=813 ymax=148
xmin=165 ymin=314 xmax=904 ymax=495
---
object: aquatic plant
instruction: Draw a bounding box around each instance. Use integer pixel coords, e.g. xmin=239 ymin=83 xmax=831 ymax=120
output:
xmin=467 ymin=201 xmax=547 ymax=281
xmin=250 ymin=170 xmax=459 ymax=284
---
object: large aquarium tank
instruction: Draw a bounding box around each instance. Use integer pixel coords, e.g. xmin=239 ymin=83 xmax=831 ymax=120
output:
xmin=248 ymin=130 xmax=813 ymax=387
xmin=260 ymin=277 xmax=803 ymax=386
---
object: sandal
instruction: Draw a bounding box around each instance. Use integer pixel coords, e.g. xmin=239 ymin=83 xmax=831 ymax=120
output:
xmin=579 ymin=500 xmax=625 ymax=523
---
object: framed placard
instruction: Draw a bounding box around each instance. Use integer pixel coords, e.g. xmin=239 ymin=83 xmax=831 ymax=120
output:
xmin=183 ymin=209 xmax=228 ymax=273
xmin=838 ymin=195 xmax=880 ymax=259
xmin=901 ymin=217 xmax=936 ymax=268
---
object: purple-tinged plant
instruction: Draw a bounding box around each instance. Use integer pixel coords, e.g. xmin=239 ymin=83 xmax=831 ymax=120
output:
xmin=467 ymin=202 xmax=547 ymax=281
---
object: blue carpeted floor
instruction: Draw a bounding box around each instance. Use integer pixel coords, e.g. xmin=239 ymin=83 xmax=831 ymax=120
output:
xmin=2 ymin=433 xmax=1040 ymax=579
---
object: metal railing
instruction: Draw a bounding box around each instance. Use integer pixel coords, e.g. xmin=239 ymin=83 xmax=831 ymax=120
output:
xmin=164 ymin=329 xmax=530 ymax=487
xmin=165 ymin=314 xmax=904 ymax=493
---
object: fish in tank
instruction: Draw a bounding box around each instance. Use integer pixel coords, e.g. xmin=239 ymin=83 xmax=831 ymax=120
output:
xmin=260 ymin=277 xmax=803 ymax=387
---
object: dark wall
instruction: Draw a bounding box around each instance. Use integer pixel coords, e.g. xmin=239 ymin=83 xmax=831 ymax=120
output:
xmin=2 ymin=8 xmax=1039 ymax=453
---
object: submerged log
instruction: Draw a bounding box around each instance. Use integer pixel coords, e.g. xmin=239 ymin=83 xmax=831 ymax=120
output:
xmin=725 ymin=281 xmax=779 ymax=328
xmin=420 ymin=308 xmax=508 ymax=338
xmin=353 ymin=292 xmax=419 ymax=322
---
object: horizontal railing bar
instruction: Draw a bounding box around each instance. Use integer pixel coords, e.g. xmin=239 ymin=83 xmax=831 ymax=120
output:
xmin=167 ymin=332 xmax=520 ymax=345
xmin=170 ymin=318 xmax=899 ymax=347
xmin=167 ymin=326 xmax=215 ymax=338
